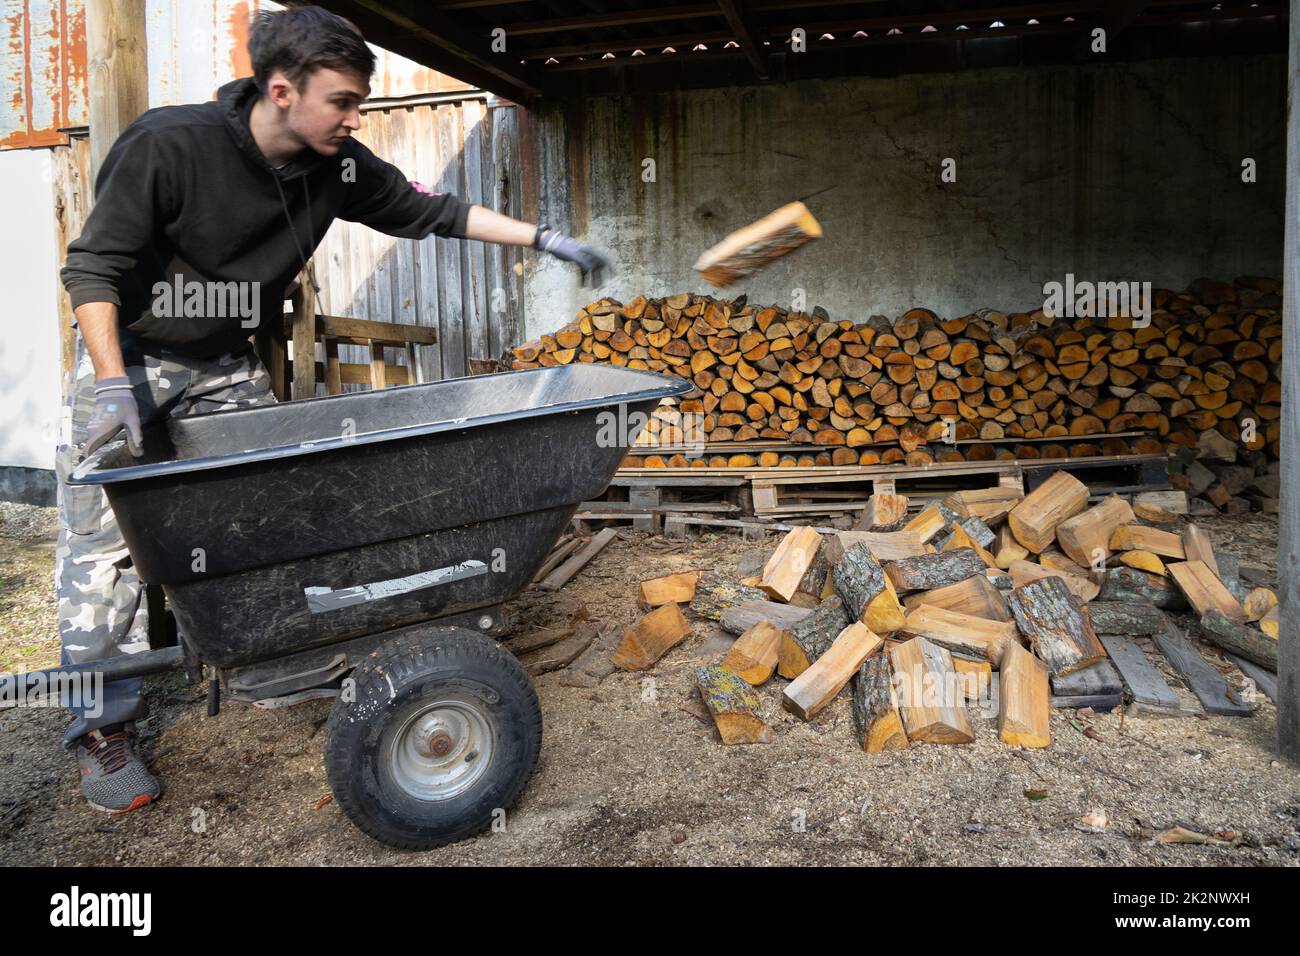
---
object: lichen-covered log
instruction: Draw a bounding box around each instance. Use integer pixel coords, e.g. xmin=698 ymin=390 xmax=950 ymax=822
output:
xmin=834 ymin=543 xmax=906 ymax=633
xmin=720 ymin=599 xmax=813 ymax=637
xmin=941 ymin=525 xmax=998 ymax=569
xmin=1199 ymin=610 xmax=1277 ymax=671
xmin=689 ymin=574 xmax=768 ymax=621
xmin=696 ymin=665 xmax=773 ymax=745
xmin=956 ymin=516 xmax=996 ymax=549
xmin=884 ymin=548 xmax=986 ymax=594
xmin=1086 ymin=602 xmax=1165 ymax=635
xmin=1096 ymin=566 xmax=1186 ymax=610
xmin=1007 ymin=576 xmax=1106 ymax=677
xmin=777 ymin=596 xmax=850 ymax=679
xmin=851 ymin=654 xmax=909 ymax=752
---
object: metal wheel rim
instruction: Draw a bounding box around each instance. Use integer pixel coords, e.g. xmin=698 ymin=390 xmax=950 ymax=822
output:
xmin=385 ymin=698 xmax=495 ymax=802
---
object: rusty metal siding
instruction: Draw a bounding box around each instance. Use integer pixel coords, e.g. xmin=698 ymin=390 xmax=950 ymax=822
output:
xmin=314 ymin=96 xmax=524 ymax=381
xmin=1 ymin=0 xmax=85 ymax=149
xmin=5 ymin=0 xmax=477 ymax=147
xmin=145 ymin=0 xmax=257 ymax=107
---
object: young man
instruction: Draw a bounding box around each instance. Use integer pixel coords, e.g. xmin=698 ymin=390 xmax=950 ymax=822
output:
xmin=57 ymin=5 xmax=610 ymax=813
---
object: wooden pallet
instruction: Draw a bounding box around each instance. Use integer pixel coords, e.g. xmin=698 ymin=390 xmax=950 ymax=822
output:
xmin=603 ymin=453 xmax=1171 ymax=523
xmin=752 ymin=461 xmax=1024 ymax=516
xmin=627 ymin=431 xmax=1155 ymax=461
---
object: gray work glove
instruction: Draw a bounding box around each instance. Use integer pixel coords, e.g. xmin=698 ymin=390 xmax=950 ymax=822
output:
xmin=84 ymin=377 xmax=144 ymax=458
xmin=535 ymin=225 xmax=613 ymax=287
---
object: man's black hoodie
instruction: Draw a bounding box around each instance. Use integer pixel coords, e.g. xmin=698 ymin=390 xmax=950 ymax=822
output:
xmin=61 ymin=77 xmax=471 ymax=358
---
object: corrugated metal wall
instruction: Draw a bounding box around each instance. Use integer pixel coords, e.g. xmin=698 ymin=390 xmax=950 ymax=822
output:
xmin=315 ymin=96 xmax=524 ymax=381
xmin=3 ymin=0 xmax=479 ymax=143
xmin=143 ymin=0 xmax=476 ymax=108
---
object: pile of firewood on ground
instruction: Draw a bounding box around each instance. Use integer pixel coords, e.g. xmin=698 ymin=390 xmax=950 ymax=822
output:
xmin=606 ymin=470 xmax=1278 ymax=749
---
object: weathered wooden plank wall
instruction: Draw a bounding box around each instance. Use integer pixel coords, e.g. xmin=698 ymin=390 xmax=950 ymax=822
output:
xmin=313 ymin=95 xmax=525 ymax=384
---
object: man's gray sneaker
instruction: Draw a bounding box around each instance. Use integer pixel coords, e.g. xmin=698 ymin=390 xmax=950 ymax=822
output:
xmin=76 ymin=724 xmax=160 ymax=813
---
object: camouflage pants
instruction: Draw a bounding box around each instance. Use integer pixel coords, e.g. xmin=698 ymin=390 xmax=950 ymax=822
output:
xmin=54 ymin=342 xmax=276 ymax=747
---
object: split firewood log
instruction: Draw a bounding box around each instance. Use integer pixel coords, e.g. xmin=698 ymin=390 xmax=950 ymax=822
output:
xmin=612 ymin=603 xmax=691 ymax=670
xmin=889 ymin=638 xmax=975 ymax=744
xmin=1007 ymin=577 xmax=1106 ymax=677
xmin=696 ymin=665 xmax=773 ymax=744
xmin=851 ymin=654 xmax=909 ymax=752
xmin=783 ymin=622 xmax=883 ymax=720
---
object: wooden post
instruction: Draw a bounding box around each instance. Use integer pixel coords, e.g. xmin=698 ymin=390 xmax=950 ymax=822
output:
xmin=1279 ymin=0 xmax=1300 ymax=763
xmin=291 ymin=272 xmax=318 ymax=399
xmin=85 ymin=0 xmax=149 ymax=189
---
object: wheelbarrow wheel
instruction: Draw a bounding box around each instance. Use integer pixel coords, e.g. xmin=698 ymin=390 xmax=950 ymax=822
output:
xmin=324 ymin=627 xmax=541 ymax=850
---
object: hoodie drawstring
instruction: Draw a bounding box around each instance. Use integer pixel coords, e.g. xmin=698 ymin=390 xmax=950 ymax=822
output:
xmin=273 ymin=172 xmax=320 ymax=296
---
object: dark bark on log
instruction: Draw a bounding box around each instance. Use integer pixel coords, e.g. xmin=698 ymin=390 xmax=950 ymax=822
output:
xmin=720 ymin=600 xmax=813 ymax=636
xmin=851 ymin=654 xmax=908 ymax=752
xmin=778 ymin=596 xmax=850 ymax=678
xmin=1199 ymin=610 xmax=1278 ymax=671
xmin=1096 ymin=566 xmax=1187 ymax=610
xmin=1007 ymin=577 xmax=1106 ymax=677
xmin=798 ymin=544 xmax=830 ymax=599
xmin=1086 ymin=602 xmax=1166 ymax=636
xmin=884 ymin=548 xmax=986 ymax=594
xmin=833 ymin=544 xmax=888 ymax=619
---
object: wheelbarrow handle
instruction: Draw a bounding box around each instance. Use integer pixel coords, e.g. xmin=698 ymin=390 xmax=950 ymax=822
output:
xmin=1 ymin=646 xmax=184 ymax=687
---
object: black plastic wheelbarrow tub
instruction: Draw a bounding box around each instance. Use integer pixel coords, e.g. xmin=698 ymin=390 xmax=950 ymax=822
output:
xmin=70 ymin=364 xmax=690 ymax=668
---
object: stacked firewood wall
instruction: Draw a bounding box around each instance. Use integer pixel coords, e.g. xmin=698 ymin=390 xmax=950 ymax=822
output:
xmin=509 ymin=278 xmax=1281 ymax=472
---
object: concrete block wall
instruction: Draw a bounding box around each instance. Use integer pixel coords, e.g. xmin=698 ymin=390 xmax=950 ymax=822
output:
xmin=523 ymin=55 xmax=1285 ymax=338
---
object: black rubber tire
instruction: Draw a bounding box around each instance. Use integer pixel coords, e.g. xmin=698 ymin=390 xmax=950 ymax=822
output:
xmin=324 ymin=627 xmax=542 ymax=850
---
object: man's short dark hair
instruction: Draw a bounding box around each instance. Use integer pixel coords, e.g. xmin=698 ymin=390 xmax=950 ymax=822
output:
xmin=249 ymin=5 xmax=376 ymax=94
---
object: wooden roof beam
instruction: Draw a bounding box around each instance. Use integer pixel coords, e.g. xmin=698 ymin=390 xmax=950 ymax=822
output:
xmin=505 ymin=4 xmax=724 ymax=36
xmin=718 ymin=0 xmax=771 ymax=79
xmin=341 ymin=0 xmax=546 ymax=100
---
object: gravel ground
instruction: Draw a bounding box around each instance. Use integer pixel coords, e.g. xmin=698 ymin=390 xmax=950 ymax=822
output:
xmin=1 ymin=504 xmax=1297 ymax=866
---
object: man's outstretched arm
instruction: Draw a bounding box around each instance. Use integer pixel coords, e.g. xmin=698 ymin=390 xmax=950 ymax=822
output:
xmin=462 ymin=205 xmax=612 ymax=287
xmin=342 ymin=144 xmax=613 ymax=286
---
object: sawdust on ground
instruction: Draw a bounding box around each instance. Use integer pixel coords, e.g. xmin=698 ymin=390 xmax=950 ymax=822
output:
xmin=1 ymin=505 xmax=1297 ymax=866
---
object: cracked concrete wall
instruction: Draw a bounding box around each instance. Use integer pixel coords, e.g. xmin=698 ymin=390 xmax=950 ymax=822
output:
xmin=522 ymin=54 xmax=1284 ymax=338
